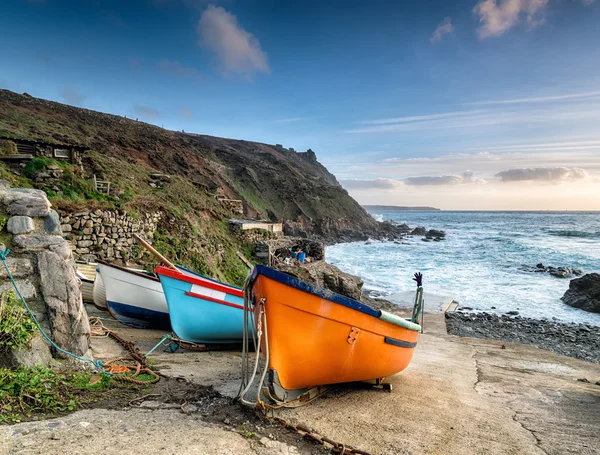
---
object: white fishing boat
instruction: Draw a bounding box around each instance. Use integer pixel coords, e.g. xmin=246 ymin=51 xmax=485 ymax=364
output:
xmin=76 ymin=262 xmax=97 ymax=304
xmin=98 ymin=261 xmax=170 ymax=329
xmin=92 ymin=270 xmax=107 ymax=310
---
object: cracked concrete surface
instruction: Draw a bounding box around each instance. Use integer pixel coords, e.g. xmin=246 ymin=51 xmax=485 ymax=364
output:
xmin=1 ymin=312 xmax=599 ymax=455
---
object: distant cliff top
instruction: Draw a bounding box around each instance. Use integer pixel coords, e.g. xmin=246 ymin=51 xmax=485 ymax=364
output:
xmin=363 ymin=205 xmax=441 ymax=211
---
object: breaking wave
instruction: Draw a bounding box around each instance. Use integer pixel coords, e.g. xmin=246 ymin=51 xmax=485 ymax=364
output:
xmin=549 ymin=230 xmax=600 ymax=239
xmin=370 ymin=213 xmax=384 ymax=222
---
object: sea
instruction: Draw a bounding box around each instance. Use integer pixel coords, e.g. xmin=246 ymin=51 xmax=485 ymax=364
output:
xmin=327 ymin=211 xmax=600 ymax=327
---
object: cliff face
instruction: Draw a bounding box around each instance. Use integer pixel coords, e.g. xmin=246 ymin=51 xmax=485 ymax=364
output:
xmin=0 ymin=89 xmax=378 ymax=240
xmin=0 ymin=90 xmax=389 ymax=284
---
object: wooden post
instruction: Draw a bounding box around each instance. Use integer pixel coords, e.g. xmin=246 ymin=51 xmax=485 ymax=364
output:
xmin=133 ymin=234 xmax=178 ymax=271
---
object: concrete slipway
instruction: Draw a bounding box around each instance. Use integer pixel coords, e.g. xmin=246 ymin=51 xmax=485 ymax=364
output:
xmin=1 ymin=312 xmax=599 ymax=455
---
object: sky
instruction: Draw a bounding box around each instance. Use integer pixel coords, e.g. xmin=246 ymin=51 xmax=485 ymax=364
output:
xmin=1 ymin=0 xmax=600 ymax=210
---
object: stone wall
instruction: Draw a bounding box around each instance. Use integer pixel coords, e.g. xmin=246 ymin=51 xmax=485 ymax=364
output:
xmin=59 ymin=209 xmax=161 ymax=263
xmin=0 ymin=182 xmax=90 ymax=367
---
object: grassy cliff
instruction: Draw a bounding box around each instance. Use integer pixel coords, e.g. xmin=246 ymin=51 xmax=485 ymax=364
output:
xmin=0 ymin=89 xmax=379 ymax=285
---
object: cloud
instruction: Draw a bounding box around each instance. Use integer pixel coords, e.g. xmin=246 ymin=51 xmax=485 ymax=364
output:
xmin=60 ymin=84 xmax=85 ymax=106
xmin=272 ymin=117 xmax=315 ymax=124
xmin=340 ymin=172 xmax=485 ymax=189
xmin=339 ymin=178 xmax=404 ymax=190
xmin=405 ymin=171 xmax=486 ymax=186
xmin=180 ymin=107 xmax=193 ymax=119
xmin=431 ymin=17 xmax=454 ymax=44
xmin=133 ymin=105 xmax=160 ymax=120
xmin=346 ymin=103 xmax=600 ymax=134
xmin=466 ymin=90 xmax=600 ymax=106
xmin=495 ymin=167 xmax=590 ymax=182
xmin=473 ymin=0 xmax=549 ymax=39
xmin=157 ymin=59 xmax=203 ymax=82
xmin=198 ymin=5 xmax=270 ymax=75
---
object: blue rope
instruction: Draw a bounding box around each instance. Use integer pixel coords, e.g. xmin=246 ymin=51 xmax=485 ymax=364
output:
xmin=0 ymin=247 xmax=106 ymax=373
xmin=145 ymin=333 xmax=171 ymax=357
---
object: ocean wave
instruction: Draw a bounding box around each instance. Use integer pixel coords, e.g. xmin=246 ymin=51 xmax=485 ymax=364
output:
xmin=370 ymin=213 xmax=384 ymax=222
xmin=549 ymin=230 xmax=600 ymax=239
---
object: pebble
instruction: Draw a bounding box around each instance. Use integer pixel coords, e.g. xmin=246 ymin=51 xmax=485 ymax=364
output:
xmin=446 ymin=311 xmax=600 ymax=363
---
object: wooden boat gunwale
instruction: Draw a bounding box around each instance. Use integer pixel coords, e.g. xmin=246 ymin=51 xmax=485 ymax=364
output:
xmin=248 ymin=264 xmax=419 ymax=332
xmin=97 ymin=259 xmax=159 ymax=282
xmin=157 ymin=266 xmax=244 ymax=298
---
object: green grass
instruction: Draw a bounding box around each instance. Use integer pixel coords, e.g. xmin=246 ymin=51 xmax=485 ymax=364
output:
xmin=0 ymin=367 xmax=112 ymax=423
xmin=0 ymin=291 xmax=36 ymax=353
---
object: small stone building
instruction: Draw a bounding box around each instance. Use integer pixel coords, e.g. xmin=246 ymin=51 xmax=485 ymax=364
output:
xmin=229 ymin=219 xmax=283 ymax=234
xmin=0 ymin=136 xmax=88 ymax=165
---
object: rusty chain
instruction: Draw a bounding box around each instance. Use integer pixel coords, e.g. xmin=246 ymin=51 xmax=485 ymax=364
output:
xmin=89 ymin=317 xmax=160 ymax=385
xmin=272 ymin=417 xmax=373 ymax=455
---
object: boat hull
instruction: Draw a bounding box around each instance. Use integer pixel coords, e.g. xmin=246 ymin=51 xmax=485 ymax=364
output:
xmin=250 ymin=266 xmax=419 ymax=392
xmin=156 ymin=267 xmax=249 ymax=344
xmin=92 ymin=270 xmax=107 ymax=310
xmin=100 ymin=263 xmax=170 ymax=330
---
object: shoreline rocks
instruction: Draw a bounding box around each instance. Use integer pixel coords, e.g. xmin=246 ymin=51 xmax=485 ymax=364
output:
xmin=519 ymin=263 xmax=583 ymax=278
xmin=561 ymin=273 xmax=600 ymax=313
xmin=445 ymin=311 xmax=600 ymax=363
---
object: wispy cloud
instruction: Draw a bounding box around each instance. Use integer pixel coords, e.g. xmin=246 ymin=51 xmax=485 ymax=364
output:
xmin=431 ymin=17 xmax=454 ymax=44
xmin=60 ymin=84 xmax=85 ymax=106
xmin=467 ymin=90 xmax=600 ymax=106
xmin=180 ymin=107 xmax=193 ymax=119
xmin=157 ymin=59 xmax=203 ymax=82
xmin=339 ymin=178 xmax=404 ymax=190
xmin=473 ymin=0 xmax=549 ymax=39
xmin=358 ymin=110 xmax=482 ymax=126
xmin=340 ymin=171 xmax=485 ymax=189
xmin=346 ymin=101 xmax=600 ymax=134
xmin=495 ymin=167 xmax=590 ymax=182
xmin=272 ymin=117 xmax=315 ymax=124
xmin=133 ymin=105 xmax=160 ymax=120
xmin=405 ymin=171 xmax=486 ymax=186
xmin=198 ymin=5 xmax=270 ymax=76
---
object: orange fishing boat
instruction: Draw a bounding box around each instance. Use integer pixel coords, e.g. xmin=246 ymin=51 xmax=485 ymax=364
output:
xmin=240 ymin=265 xmax=423 ymax=406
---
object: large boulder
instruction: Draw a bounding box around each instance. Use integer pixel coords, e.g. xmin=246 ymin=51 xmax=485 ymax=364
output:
xmin=37 ymin=249 xmax=90 ymax=356
xmin=275 ymin=261 xmax=364 ymax=301
xmin=561 ymin=273 xmax=600 ymax=313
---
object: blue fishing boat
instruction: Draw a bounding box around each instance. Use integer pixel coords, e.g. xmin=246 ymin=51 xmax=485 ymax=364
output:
xmin=156 ymin=266 xmax=250 ymax=344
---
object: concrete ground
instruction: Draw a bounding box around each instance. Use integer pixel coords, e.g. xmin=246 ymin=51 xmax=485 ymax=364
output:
xmin=2 ymin=310 xmax=599 ymax=455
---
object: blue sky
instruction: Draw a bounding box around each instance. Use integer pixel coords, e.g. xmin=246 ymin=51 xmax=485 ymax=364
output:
xmin=1 ymin=0 xmax=600 ymax=209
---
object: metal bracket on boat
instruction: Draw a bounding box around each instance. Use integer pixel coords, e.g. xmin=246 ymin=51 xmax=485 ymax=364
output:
xmin=347 ymin=327 xmax=360 ymax=345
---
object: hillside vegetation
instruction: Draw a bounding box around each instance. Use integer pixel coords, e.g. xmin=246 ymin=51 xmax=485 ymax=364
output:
xmin=0 ymin=89 xmax=381 ymax=285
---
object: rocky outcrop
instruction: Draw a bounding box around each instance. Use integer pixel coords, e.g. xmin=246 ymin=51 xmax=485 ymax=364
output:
xmin=38 ymin=250 xmax=90 ymax=356
xmin=520 ymin=263 xmax=584 ymax=278
xmin=561 ymin=273 xmax=600 ymax=313
xmin=0 ymin=183 xmax=90 ymax=367
xmin=274 ymin=261 xmax=363 ymax=300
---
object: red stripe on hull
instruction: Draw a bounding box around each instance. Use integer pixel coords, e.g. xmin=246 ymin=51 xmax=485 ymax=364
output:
xmin=156 ymin=266 xmax=244 ymax=297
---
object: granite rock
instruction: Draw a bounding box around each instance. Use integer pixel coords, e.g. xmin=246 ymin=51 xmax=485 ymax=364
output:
xmin=7 ymin=216 xmax=35 ymax=234
xmin=44 ymin=210 xmax=62 ymax=235
xmin=37 ymin=250 xmax=90 ymax=356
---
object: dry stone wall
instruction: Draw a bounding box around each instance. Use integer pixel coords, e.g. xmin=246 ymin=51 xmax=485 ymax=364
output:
xmin=0 ymin=182 xmax=90 ymax=367
xmin=58 ymin=209 xmax=161 ymax=263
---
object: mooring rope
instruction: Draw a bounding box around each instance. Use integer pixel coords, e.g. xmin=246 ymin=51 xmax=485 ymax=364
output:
xmin=1 ymin=247 xmax=161 ymax=384
xmin=0 ymin=247 xmax=105 ymax=372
